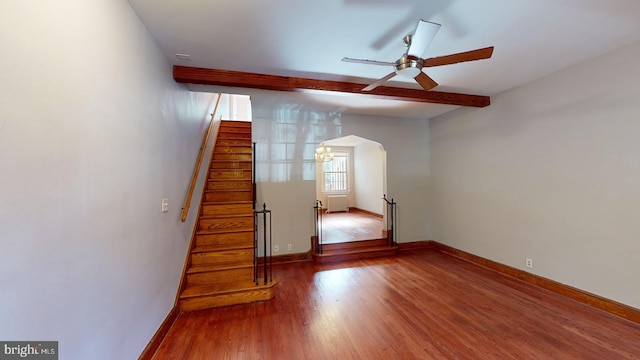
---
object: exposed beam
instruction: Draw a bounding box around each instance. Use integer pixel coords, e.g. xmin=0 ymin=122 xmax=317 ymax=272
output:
xmin=173 ymin=66 xmax=490 ymax=108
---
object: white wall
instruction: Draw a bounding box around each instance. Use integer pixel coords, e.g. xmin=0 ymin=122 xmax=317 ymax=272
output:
xmin=353 ymin=142 xmax=385 ymax=215
xmin=252 ymin=110 xmax=430 ymax=254
xmin=430 ymin=41 xmax=640 ymax=309
xmin=0 ymin=1 xmax=218 ymax=358
xmin=228 ymin=94 xmax=252 ymax=121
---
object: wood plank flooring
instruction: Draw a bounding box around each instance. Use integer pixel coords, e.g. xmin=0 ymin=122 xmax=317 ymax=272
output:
xmin=151 ymin=250 xmax=640 ymax=359
xmin=321 ymin=210 xmax=383 ymax=244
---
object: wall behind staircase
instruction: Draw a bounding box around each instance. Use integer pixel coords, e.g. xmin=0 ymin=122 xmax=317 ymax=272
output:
xmin=0 ymin=1 xmax=218 ymax=359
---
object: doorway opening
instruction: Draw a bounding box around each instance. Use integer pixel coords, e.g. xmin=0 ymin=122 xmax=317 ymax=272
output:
xmin=315 ymin=135 xmax=387 ymax=244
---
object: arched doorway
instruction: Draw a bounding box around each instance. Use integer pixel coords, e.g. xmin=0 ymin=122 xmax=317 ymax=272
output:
xmin=315 ymin=135 xmax=387 ymax=244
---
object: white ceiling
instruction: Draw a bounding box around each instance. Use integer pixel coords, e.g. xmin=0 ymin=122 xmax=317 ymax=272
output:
xmin=128 ymin=0 xmax=640 ymax=119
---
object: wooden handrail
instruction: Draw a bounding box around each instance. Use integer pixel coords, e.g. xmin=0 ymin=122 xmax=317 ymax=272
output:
xmin=181 ymin=94 xmax=222 ymax=222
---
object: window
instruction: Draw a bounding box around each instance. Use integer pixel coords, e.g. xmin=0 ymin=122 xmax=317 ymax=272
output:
xmin=323 ymin=153 xmax=348 ymax=192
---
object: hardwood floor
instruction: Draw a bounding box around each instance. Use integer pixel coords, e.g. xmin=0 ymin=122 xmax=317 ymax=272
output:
xmin=320 ymin=210 xmax=384 ymax=244
xmin=151 ymin=250 xmax=640 ymax=359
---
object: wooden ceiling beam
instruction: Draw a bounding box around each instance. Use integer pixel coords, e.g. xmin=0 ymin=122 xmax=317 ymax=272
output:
xmin=173 ymin=66 xmax=490 ymax=108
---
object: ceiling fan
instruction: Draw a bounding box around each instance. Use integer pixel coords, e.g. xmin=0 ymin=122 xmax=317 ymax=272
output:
xmin=342 ymin=20 xmax=494 ymax=92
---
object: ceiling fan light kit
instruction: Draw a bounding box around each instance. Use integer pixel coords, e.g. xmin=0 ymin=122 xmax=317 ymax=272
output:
xmin=343 ymin=19 xmax=494 ymax=92
xmin=395 ymin=56 xmax=423 ymax=78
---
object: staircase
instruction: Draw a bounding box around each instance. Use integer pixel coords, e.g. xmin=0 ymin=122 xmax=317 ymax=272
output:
xmin=179 ymin=120 xmax=275 ymax=311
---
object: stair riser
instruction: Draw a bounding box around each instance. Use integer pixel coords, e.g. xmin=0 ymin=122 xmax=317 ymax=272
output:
xmin=209 ymin=170 xmax=251 ymax=180
xmin=204 ymin=191 xmax=252 ymax=202
xmin=315 ymin=249 xmax=397 ymax=264
xmin=195 ymin=231 xmax=254 ymax=248
xmin=179 ymin=286 xmax=275 ymax=311
xmin=210 ymin=161 xmax=252 ymax=170
xmin=202 ymin=203 xmax=253 ymax=216
xmin=219 ymin=126 xmax=251 ymax=133
xmin=214 ymin=146 xmax=252 ymax=154
xmin=221 ymin=120 xmax=251 ymax=126
xmin=212 ymin=153 xmax=253 ymax=161
xmin=198 ymin=216 xmax=253 ymax=232
xmin=191 ymin=249 xmax=254 ymax=266
xmin=186 ymin=267 xmax=254 ymax=286
xmin=220 ymin=122 xmax=251 ymax=129
xmin=218 ymin=131 xmax=251 ymax=139
xmin=322 ymin=239 xmax=388 ymax=252
xmin=216 ymin=139 xmax=252 ymax=147
xmin=206 ymin=180 xmax=252 ymax=191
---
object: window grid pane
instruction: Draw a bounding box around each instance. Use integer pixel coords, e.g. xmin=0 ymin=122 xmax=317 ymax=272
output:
xmin=323 ymin=155 xmax=348 ymax=191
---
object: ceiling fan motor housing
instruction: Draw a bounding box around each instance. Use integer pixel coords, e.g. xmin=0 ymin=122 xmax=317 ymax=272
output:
xmin=395 ymin=55 xmax=423 ymax=77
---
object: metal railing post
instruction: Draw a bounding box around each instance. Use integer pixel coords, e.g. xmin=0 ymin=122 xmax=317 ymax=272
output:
xmin=262 ymin=203 xmax=268 ymax=285
xmin=314 ymin=200 xmax=323 ymax=254
xmin=254 ymin=203 xmax=273 ymax=285
xmin=383 ymin=194 xmax=397 ymax=247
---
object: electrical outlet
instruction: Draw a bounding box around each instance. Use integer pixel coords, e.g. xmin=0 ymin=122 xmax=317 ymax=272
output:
xmin=274 ymin=245 xmax=279 ymax=252
xmin=525 ymin=258 xmax=533 ymax=268
xmin=287 ymin=244 xmax=292 ymax=251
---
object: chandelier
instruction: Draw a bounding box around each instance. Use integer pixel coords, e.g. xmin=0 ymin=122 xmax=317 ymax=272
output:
xmin=315 ymin=144 xmax=335 ymax=162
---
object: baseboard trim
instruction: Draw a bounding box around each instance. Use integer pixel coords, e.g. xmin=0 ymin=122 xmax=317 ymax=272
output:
xmin=397 ymin=240 xmax=435 ymax=251
xmin=138 ymin=306 xmax=179 ymax=360
xmin=425 ymin=240 xmax=640 ymax=325
xmin=348 ymin=207 xmax=383 ymax=218
xmin=259 ymin=251 xmax=313 ymax=265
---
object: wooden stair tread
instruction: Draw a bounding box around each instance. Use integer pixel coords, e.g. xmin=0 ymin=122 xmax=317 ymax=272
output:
xmin=314 ymin=244 xmax=398 ymax=264
xmin=318 ymin=245 xmax=397 ymax=256
xmin=213 ymin=146 xmax=252 ymax=150
xmin=200 ymin=211 xmax=253 ymax=219
xmin=209 ymin=167 xmax=252 ymax=170
xmin=181 ymin=281 xmax=273 ymax=298
xmin=198 ymin=213 xmax=253 ymax=219
xmin=321 ymin=239 xmax=388 ymax=251
xmin=210 ymin=163 xmax=251 ymax=168
xmin=202 ymin=200 xmax=253 ymax=205
xmin=205 ymin=189 xmax=251 ymax=193
xmin=216 ymin=138 xmax=253 ymax=142
xmin=198 ymin=215 xmax=253 ymax=222
xmin=218 ymin=127 xmax=251 ymax=131
xmin=192 ymin=244 xmax=254 ymax=254
xmin=201 ymin=201 xmax=253 ymax=207
xmin=216 ymin=135 xmax=251 ymax=139
xmin=211 ymin=159 xmax=252 ymax=162
xmin=187 ymin=263 xmax=254 ymax=274
xmin=196 ymin=228 xmax=254 ymax=235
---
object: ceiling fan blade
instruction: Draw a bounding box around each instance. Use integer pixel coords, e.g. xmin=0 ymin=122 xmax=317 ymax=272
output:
xmin=407 ymin=20 xmax=441 ymax=57
xmin=342 ymin=57 xmax=395 ymax=66
xmin=362 ymin=72 xmax=397 ymax=91
xmin=414 ymin=72 xmax=438 ymax=91
xmin=422 ymin=46 xmax=494 ymax=67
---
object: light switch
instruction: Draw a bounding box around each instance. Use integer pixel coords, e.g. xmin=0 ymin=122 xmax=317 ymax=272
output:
xmin=161 ymin=198 xmax=169 ymax=213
